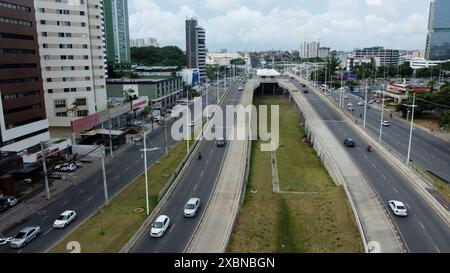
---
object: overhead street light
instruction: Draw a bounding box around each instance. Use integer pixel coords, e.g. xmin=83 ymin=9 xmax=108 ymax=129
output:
xmin=402 ymin=93 xmax=418 ymax=166
xmin=141 ymin=130 xmax=162 ymax=216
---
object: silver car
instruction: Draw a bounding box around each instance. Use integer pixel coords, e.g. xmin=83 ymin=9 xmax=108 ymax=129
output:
xmin=10 ymin=226 xmax=41 ymax=248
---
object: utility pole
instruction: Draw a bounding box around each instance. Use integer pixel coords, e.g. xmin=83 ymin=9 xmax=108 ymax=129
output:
xmin=107 ymin=108 xmax=113 ymax=158
xmin=40 ymin=141 xmax=50 ymax=200
xmin=363 ymin=79 xmax=368 ymax=129
xmin=379 ymin=90 xmax=385 ymax=142
xmin=406 ymin=93 xmax=417 ymax=166
xmin=100 ymin=145 xmax=109 ymax=206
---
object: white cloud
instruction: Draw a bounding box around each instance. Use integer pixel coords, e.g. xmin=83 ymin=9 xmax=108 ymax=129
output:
xmin=128 ymin=0 xmax=429 ymax=51
xmin=204 ymin=0 xmax=241 ymax=12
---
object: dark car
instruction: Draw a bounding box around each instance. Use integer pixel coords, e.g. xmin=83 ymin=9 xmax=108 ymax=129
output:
xmin=0 ymin=198 xmax=9 ymax=213
xmin=216 ymin=138 xmax=225 ymax=147
xmin=303 ymin=89 xmax=309 ymax=93
xmin=344 ymin=138 xmax=356 ymax=147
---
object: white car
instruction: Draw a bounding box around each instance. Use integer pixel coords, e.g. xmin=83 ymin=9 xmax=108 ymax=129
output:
xmin=357 ymin=101 xmax=364 ymax=106
xmin=389 ymin=200 xmax=407 ymax=216
xmin=10 ymin=226 xmax=41 ymax=248
xmin=190 ymin=120 xmax=195 ymax=127
xmin=382 ymin=120 xmax=390 ymax=126
xmin=150 ymin=215 xmax=170 ymax=237
xmin=344 ymin=95 xmax=348 ymax=99
xmin=4 ymin=196 xmax=18 ymax=207
xmin=60 ymin=163 xmax=77 ymax=172
xmin=184 ymin=198 xmax=200 ymax=217
xmin=238 ymin=86 xmax=244 ymax=91
xmin=347 ymin=102 xmax=353 ymax=107
xmin=53 ymin=210 xmax=77 ymax=228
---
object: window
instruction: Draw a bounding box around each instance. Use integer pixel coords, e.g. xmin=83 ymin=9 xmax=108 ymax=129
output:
xmin=56 ymin=112 xmax=67 ymax=117
xmin=75 ymin=98 xmax=86 ymax=106
xmin=54 ymin=99 xmax=66 ymax=108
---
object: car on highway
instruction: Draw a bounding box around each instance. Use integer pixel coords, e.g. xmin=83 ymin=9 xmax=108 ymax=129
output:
xmin=347 ymin=102 xmax=353 ymax=107
xmin=389 ymin=200 xmax=408 ymax=216
xmin=348 ymin=106 xmax=354 ymax=111
xmin=335 ymin=98 xmax=339 ymax=102
xmin=238 ymin=86 xmax=244 ymax=91
xmin=53 ymin=210 xmax=77 ymax=228
xmin=0 ymin=198 xmax=8 ymax=213
xmin=184 ymin=198 xmax=201 ymax=218
xmin=344 ymin=138 xmax=356 ymax=147
xmin=344 ymin=95 xmax=348 ymax=99
xmin=357 ymin=101 xmax=364 ymax=106
xmin=2 ymin=196 xmax=18 ymax=207
xmin=10 ymin=226 xmax=41 ymax=248
xmin=190 ymin=120 xmax=195 ymax=127
xmin=216 ymin=137 xmax=225 ymax=147
xmin=382 ymin=120 xmax=390 ymax=126
xmin=60 ymin=163 xmax=77 ymax=172
xmin=150 ymin=215 xmax=170 ymax=238
xmin=303 ymin=89 xmax=309 ymax=93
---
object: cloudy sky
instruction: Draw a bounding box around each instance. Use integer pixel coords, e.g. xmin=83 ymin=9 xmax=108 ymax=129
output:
xmin=128 ymin=0 xmax=431 ymax=52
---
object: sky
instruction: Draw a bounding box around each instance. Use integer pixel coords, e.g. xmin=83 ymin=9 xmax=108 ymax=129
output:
xmin=128 ymin=0 xmax=432 ymax=52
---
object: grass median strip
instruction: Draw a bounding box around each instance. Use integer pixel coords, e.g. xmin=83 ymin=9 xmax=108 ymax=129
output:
xmin=51 ymin=140 xmax=189 ymax=253
xmin=228 ymin=95 xmax=362 ymax=253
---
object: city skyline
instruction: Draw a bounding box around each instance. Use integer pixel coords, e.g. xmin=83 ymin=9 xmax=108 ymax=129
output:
xmin=129 ymin=0 xmax=431 ymax=51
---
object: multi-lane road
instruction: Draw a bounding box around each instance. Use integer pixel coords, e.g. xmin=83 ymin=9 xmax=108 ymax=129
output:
xmin=131 ymin=79 xmax=244 ymax=253
xmin=0 ymin=81 xmax=225 ymax=253
xmin=290 ymin=77 xmax=450 ymax=253
xmin=330 ymin=87 xmax=450 ymax=183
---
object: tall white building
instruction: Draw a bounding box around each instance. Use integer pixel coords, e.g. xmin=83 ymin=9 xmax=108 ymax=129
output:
xmin=130 ymin=37 xmax=159 ymax=48
xmin=34 ymin=0 xmax=108 ymax=138
xmin=299 ymin=41 xmax=320 ymax=59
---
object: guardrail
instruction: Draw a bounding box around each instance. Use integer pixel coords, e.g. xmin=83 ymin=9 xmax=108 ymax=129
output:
xmin=120 ymin=77 xmax=240 ymax=253
xmin=300 ymin=77 xmax=450 ymax=227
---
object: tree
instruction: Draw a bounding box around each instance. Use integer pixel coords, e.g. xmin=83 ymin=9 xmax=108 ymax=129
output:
xmin=439 ymin=110 xmax=450 ymax=128
xmin=124 ymin=89 xmax=137 ymax=102
xmin=131 ymin=46 xmax=186 ymax=67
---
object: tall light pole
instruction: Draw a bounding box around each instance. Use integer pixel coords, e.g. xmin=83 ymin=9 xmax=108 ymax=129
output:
xmin=142 ymin=131 xmax=161 ymax=215
xmin=406 ymin=93 xmax=417 ymax=166
xmin=363 ymin=79 xmax=368 ymax=129
xmin=100 ymin=145 xmax=109 ymax=206
xmin=40 ymin=141 xmax=50 ymax=200
xmin=378 ymin=90 xmax=385 ymax=142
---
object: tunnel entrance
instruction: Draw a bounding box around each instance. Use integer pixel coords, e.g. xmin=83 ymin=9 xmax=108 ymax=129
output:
xmin=254 ymin=82 xmax=283 ymax=96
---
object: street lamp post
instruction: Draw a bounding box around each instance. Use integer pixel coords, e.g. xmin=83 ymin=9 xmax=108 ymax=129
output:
xmin=379 ymin=91 xmax=385 ymax=142
xmin=142 ymin=131 xmax=161 ymax=215
xmin=40 ymin=141 xmax=50 ymax=200
xmin=406 ymin=93 xmax=417 ymax=166
xmin=100 ymin=145 xmax=109 ymax=206
xmin=363 ymin=79 xmax=368 ymax=129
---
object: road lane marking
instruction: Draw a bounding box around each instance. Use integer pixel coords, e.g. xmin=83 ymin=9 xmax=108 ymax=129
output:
xmin=392 ymin=187 xmax=399 ymax=194
xmin=114 ymin=175 xmax=120 ymax=180
xmin=43 ymin=228 xmax=53 ymax=236
xmin=372 ymin=163 xmax=377 ymax=169
xmin=200 ymin=170 xmax=205 ymax=177
xmin=62 ymin=201 xmax=69 ymax=206
xmin=16 ymin=250 xmax=23 ymax=253
xmin=418 ymin=221 xmax=426 ymax=230
xmin=125 ymin=166 xmax=130 ymax=171
xmin=168 ymin=224 xmax=175 ymax=234
xmin=381 ymin=174 xmax=387 ymax=180
xmin=87 ymin=196 xmax=94 ymax=202
xmin=41 ymin=216 xmax=49 ymax=222
xmin=193 ymin=183 xmax=198 ymax=191
xmin=78 ymin=189 xmax=85 ymax=195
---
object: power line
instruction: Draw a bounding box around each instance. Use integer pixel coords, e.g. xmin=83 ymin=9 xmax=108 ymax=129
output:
xmin=415 ymin=97 xmax=450 ymax=109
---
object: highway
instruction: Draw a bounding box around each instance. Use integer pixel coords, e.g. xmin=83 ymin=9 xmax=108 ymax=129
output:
xmin=0 ymin=83 xmax=222 ymax=253
xmin=131 ymin=80 xmax=244 ymax=253
xmin=331 ymin=87 xmax=450 ymax=184
xmin=290 ymin=77 xmax=450 ymax=253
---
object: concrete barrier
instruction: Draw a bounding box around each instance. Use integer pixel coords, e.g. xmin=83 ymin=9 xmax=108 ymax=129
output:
xmin=297 ymin=76 xmax=450 ymax=228
xmin=279 ymin=77 xmax=404 ymax=253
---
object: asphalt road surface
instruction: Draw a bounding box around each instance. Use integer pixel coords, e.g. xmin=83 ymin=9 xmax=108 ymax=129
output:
xmin=291 ymin=78 xmax=450 ymax=253
xmin=0 ymin=82 xmax=223 ymax=253
xmin=131 ymin=81 xmax=244 ymax=253
xmin=332 ymin=87 xmax=450 ymax=183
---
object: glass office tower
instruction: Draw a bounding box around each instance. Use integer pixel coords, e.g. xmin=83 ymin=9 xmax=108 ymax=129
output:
xmin=426 ymin=0 xmax=450 ymax=60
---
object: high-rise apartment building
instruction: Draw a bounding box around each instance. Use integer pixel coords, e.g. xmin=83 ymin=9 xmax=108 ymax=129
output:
xmin=185 ymin=18 xmax=206 ymax=81
xmin=0 ymin=0 xmax=49 ymax=153
xmin=425 ymin=0 xmax=450 ymax=60
xmin=104 ymin=0 xmax=130 ymax=65
xmin=353 ymin=47 xmax=399 ymax=66
xmin=130 ymin=37 xmax=159 ymax=48
xmin=299 ymin=41 xmax=320 ymax=59
xmin=34 ymin=0 xmax=108 ymax=138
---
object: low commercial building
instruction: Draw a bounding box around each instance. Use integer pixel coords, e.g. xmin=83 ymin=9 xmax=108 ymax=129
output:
xmin=409 ymin=58 xmax=449 ymax=69
xmin=106 ymin=77 xmax=184 ymax=110
xmin=353 ymin=47 xmax=399 ymax=67
xmin=206 ymin=52 xmax=244 ymax=66
xmin=376 ymin=83 xmax=431 ymax=104
xmin=133 ymin=66 xmax=178 ymax=77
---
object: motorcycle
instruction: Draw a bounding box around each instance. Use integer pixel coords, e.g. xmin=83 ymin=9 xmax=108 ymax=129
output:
xmin=367 ymin=146 xmax=372 ymax=152
xmin=198 ymin=152 xmax=202 ymax=160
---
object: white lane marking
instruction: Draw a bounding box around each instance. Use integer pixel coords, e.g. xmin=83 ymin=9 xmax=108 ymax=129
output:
xmin=168 ymin=224 xmax=176 ymax=234
xmin=41 ymin=216 xmax=49 ymax=222
xmin=372 ymin=163 xmax=377 ymax=169
xmin=381 ymin=174 xmax=387 ymax=180
xmin=418 ymin=221 xmax=426 ymax=230
xmin=43 ymin=228 xmax=53 ymax=236
xmin=363 ymin=154 xmax=368 ymax=159
xmin=16 ymin=250 xmax=23 ymax=254
xmin=94 ymin=179 xmax=99 ymax=183
xmin=193 ymin=183 xmax=198 ymax=191
xmin=78 ymin=189 xmax=85 ymax=195
xmin=62 ymin=201 xmax=69 ymax=206
xmin=114 ymin=175 xmax=120 ymax=180
xmin=200 ymin=170 xmax=205 ymax=177
xmin=86 ymin=196 xmax=94 ymax=202
xmin=392 ymin=187 xmax=399 ymax=194
xmin=125 ymin=166 xmax=130 ymax=171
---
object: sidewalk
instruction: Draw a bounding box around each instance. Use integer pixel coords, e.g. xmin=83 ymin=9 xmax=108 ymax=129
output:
xmin=0 ymin=124 xmax=157 ymax=234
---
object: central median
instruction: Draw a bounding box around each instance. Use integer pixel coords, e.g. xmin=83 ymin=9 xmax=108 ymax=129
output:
xmin=228 ymin=94 xmax=363 ymax=253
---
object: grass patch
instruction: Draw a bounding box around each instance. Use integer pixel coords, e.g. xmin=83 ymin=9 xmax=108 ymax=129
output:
xmin=227 ymin=95 xmax=362 ymax=253
xmin=51 ymin=140 xmax=189 ymax=253
xmin=415 ymin=166 xmax=450 ymax=201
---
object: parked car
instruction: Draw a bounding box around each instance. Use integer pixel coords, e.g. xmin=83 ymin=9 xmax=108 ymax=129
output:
xmin=382 ymin=120 xmax=390 ymax=126
xmin=184 ymin=198 xmax=201 ymax=218
xmin=3 ymin=196 xmax=18 ymax=207
xmin=344 ymin=138 xmax=356 ymax=147
xmin=133 ymin=135 xmax=143 ymax=142
xmin=389 ymin=200 xmax=408 ymax=216
xmin=60 ymin=163 xmax=77 ymax=172
xmin=216 ymin=137 xmax=225 ymax=147
xmin=10 ymin=226 xmax=41 ymax=248
xmin=0 ymin=198 xmax=8 ymax=213
xmin=150 ymin=215 xmax=170 ymax=238
xmin=53 ymin=210 xmax=77 ymax=228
